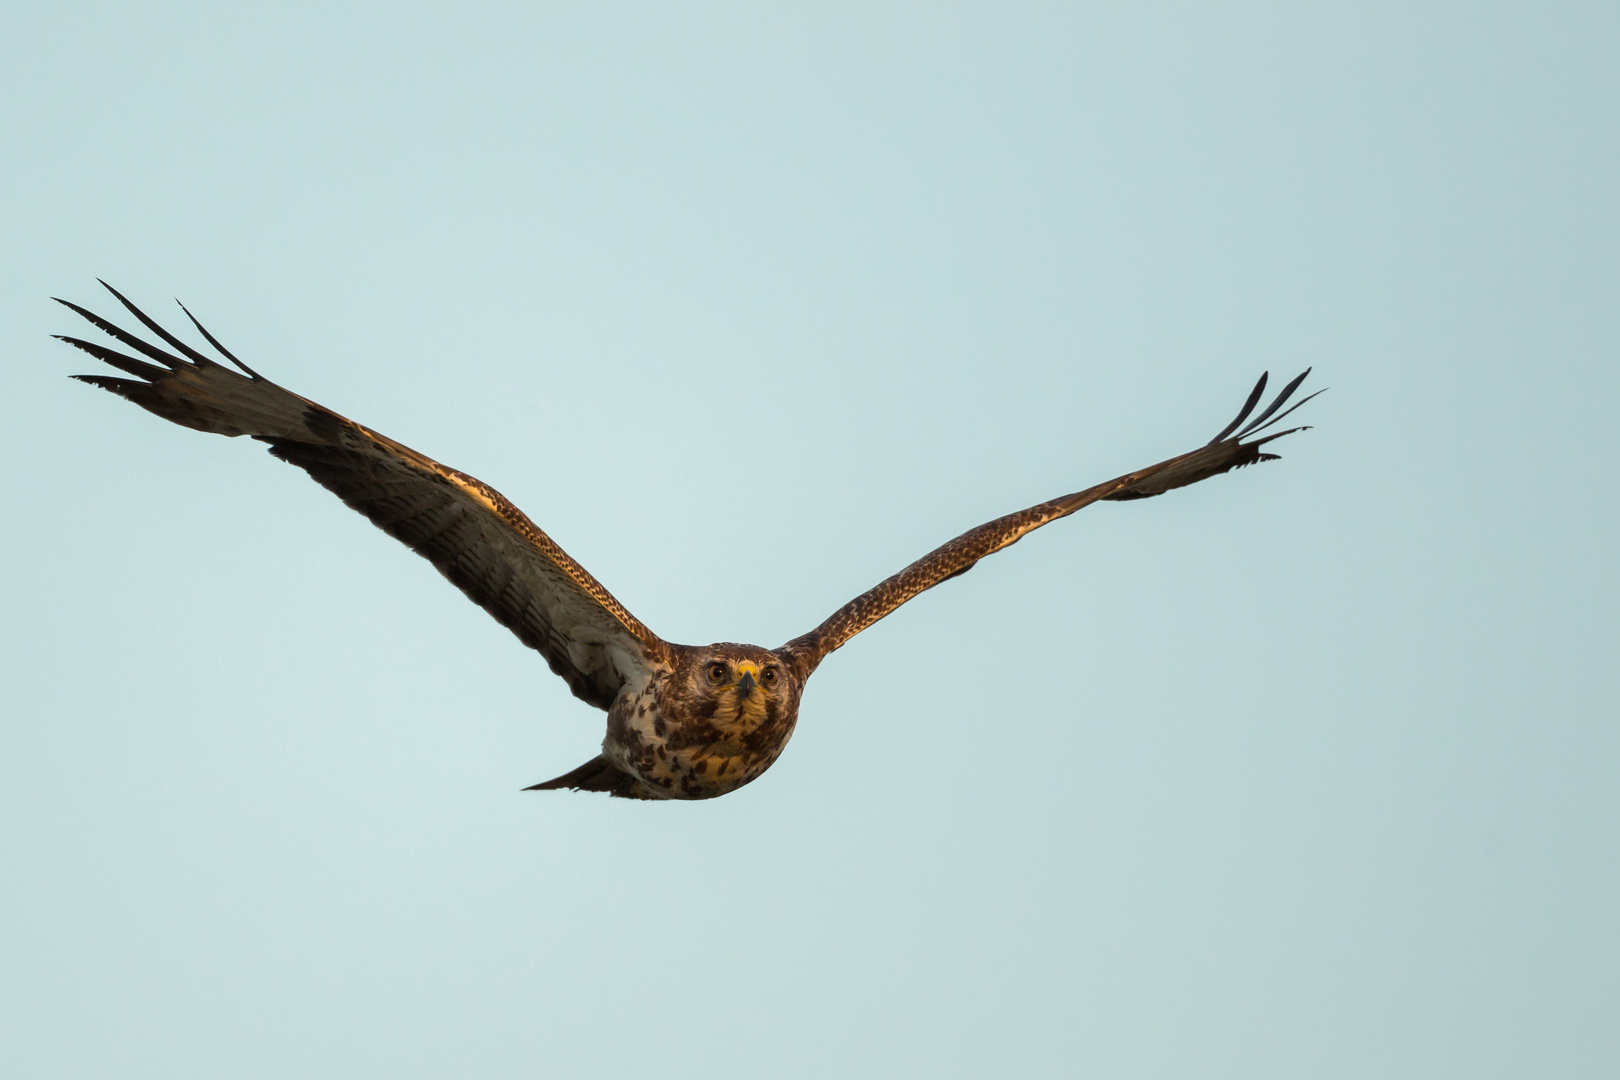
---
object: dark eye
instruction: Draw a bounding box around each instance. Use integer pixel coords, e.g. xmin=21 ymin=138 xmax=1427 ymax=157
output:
xmin=706 ymin=662 xmax=728 ymax=683
xmin=761 ymin=667 xmax=779 ymax=688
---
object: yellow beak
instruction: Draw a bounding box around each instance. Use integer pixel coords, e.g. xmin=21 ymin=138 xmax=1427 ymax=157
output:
xmin=733 ymin=660 xmax=759 ymax=699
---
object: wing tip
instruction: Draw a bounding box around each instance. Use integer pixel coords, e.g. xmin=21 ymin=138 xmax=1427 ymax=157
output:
xmin=1207 ymin=367 xmax=1323 ymax=449
xmin=58 ymin=281 xmax=259 ymax=378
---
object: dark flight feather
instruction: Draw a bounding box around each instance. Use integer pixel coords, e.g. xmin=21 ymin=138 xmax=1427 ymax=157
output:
xmin=1208 ymin=370 xmax=1269 ymax=445
xmin=1235 ymin=367 xmax=1311 ymax=439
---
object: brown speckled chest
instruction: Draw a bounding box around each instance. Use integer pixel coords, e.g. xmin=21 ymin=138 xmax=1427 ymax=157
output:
xmin=602 ymin=665 xmax=801 ymax=800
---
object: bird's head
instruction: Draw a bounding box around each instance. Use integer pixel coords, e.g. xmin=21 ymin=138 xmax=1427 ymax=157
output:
xmin=672 ymin=643 xmax=801 ymax=733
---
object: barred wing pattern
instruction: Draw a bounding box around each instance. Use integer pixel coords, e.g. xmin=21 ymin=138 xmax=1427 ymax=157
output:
xmin=778 ymin=371 xmax=1320 ymax=676
xmin=56 ymin=282 xmax=668 ymax=711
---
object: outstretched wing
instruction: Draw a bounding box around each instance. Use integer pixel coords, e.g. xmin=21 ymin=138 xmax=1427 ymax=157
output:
xmin=56 ymin=281 xmax=670 ymax=710
xmin=777 ymin=371 xmax=1321 ymax=677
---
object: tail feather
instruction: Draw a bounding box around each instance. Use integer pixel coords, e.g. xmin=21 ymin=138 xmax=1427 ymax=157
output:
xmin=525 ymin=756 xmax=661 ymax=800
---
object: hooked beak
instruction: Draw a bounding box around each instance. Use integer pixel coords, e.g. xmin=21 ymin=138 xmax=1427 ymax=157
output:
xmin=733 ymin=660 xmax=760 ymax=699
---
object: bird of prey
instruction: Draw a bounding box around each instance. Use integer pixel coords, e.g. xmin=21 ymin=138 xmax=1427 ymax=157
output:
xmin=55 ymin=282 xmax=1320 ymax=800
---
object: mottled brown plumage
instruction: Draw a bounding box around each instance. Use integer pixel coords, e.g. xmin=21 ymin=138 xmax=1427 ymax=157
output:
xmin=56 ymin=282 xmax=1320 ymax=800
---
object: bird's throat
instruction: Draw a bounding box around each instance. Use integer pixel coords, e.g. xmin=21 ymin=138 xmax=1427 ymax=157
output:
xmin=714 ymin=688 xmax=769 ymax=731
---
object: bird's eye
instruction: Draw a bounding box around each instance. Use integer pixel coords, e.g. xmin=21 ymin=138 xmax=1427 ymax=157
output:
xmin=761 ymin=667 xmax=779 ymax=688
xmin=706 ymin=662 xmax=728 ymax=683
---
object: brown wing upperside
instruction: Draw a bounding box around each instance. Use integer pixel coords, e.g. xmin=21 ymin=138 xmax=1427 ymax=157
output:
xmin=777 ymin=371 xmax=1321 ymax=678
xmin=56 ymin=281 xmax=670 ymax=711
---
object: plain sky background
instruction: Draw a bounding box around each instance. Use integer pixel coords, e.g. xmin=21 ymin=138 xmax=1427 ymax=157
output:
xmin=2 ymin=3 xmax=1616 ymax=1076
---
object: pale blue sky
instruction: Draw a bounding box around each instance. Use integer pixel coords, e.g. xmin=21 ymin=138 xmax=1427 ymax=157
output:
xmin=3 ymin=3 xmax=1616 ymax=1076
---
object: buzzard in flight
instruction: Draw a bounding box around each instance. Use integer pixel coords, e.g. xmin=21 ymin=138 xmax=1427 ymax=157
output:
xmin=56 ymin=282 xmax=1319 ymax=800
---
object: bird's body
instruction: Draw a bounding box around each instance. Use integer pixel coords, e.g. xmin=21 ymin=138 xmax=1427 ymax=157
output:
xmin=55 ymin=282 xmax=1320 ymax=800
xmin=577 ymin=644 xmax=803 ymax=800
